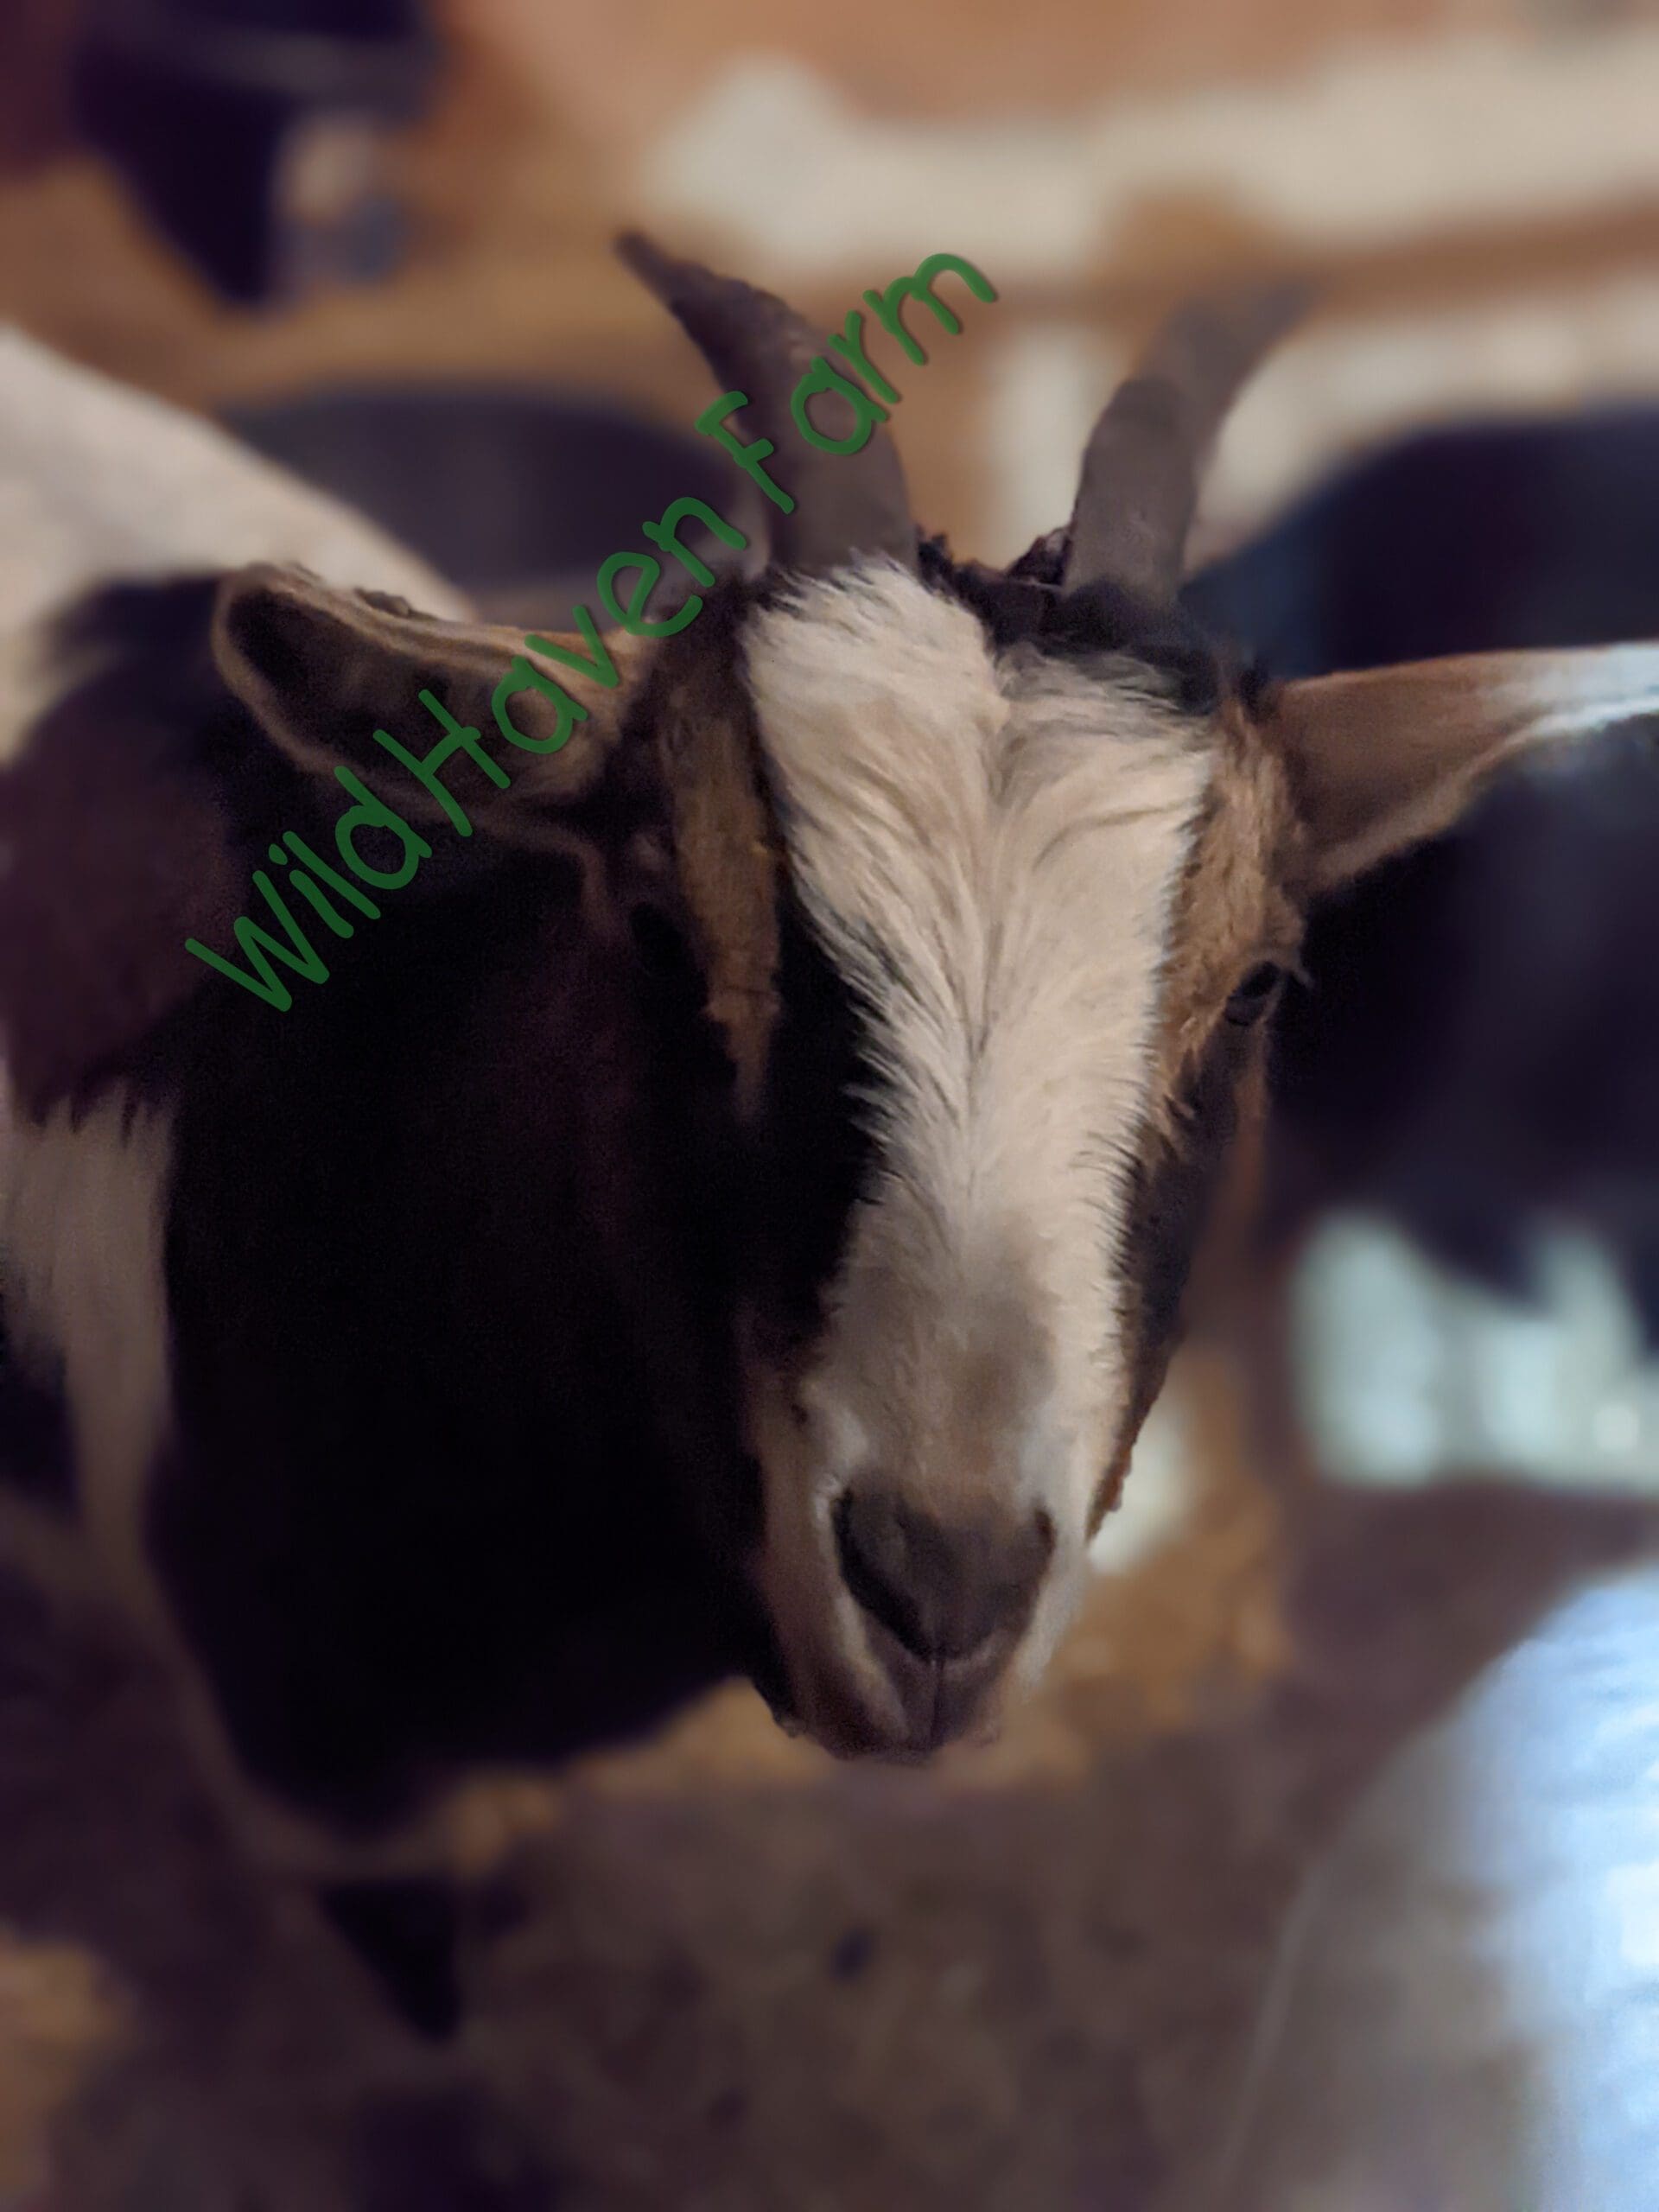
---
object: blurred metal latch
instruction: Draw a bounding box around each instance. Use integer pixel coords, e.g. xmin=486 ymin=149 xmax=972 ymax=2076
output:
xmin=70 ymin=0 xmax=442 ymax=304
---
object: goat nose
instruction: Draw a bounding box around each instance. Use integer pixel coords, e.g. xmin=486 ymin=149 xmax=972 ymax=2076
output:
xmin=833 ymin=1491 xmax=1054 ymax=1662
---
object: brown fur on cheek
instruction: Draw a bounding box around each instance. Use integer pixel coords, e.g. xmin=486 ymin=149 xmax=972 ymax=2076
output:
xmin=1154 ymin=699 xmax=1303 ymax=1085
xmin=1089 ymin=702 xmax=1302 ymax=1535
xmin=640 ymin=594 xmax=783 ymax=1123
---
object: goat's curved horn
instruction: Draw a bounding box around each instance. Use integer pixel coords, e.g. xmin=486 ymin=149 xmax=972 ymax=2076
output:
xmin=1063 ymin=283 xmax=1309 ymax=604
xmin=618 ymin=231 xmax=918 ymax=580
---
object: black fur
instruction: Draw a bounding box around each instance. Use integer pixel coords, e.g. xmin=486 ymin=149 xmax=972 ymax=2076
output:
xmin=920 ymin=531 xmax=1248 ymax=715
xmin=1109 ymin=1019 xmax=1255 ymax=1500
xmin=12 ymin=577 xmax=794 ymax=1833
xmin=320 ymin=1878 xmax=464 ymax=2041
xmin=0 ymin=1297 xmax=74 ymax=1515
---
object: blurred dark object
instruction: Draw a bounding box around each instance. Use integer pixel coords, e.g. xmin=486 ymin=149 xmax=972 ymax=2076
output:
xmin=1184 ymin=406 xmax=1659 ymax=677
xmin=220 ymin=384 xmax=766 ymax=623
xmin=0 ymin=0 xmax=82 ymax=175
xmin=69 ymin=0 xmax=441 ymax=302
xmin=1184 ymin=407 xmax=1659 ymax=1338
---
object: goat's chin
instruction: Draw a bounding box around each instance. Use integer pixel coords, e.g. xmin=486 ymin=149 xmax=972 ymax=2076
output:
xmin=747 ymin=1509 xmax=1017 ymax=1759
xmin=757 ymin=1624 xmax=1014 ymax=1764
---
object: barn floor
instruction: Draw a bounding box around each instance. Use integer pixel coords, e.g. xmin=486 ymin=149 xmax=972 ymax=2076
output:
xmin=1 ymin=1339 xmax=1653 ymax=2209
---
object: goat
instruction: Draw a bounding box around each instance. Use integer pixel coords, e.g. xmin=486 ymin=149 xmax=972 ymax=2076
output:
xmin=1184 ymin=408 xmax=1659 ymax=1342
xmin=3 ymin=241 xmax=1657 ymax=2036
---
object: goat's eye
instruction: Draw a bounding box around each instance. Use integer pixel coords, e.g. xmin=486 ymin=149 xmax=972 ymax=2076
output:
xmin=1224 ymin=962 xmax=1285 ymax=1026
xmin=629 ymin=902 xmax=697 ymax=991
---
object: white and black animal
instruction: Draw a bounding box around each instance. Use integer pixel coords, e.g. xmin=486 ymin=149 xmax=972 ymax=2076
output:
xmin=3 ymin=242 xmax=1657 ymax=2030
xmin=1183 ymin=409 xmax=1659 ymax=1334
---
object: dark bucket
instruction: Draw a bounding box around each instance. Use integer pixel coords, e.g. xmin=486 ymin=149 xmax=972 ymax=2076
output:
xmin=219 ymin=384 xmax=766 ymax=626
xmin=73 ymin=0 xmax=442 ymax=302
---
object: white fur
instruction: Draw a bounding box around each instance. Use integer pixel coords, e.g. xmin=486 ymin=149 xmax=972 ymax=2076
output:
xmin=0 ymin=326 xmax=467 ymax=641
xmin=0 ymin=323 xmax=469 ymax=771
xmin=0 ymin=1084 xmax=176 ymax=1624
xmin=0 ymin=622 xmax=67 ymax=770
xmin=741 ymin=563 xmax=1211 ymax=1733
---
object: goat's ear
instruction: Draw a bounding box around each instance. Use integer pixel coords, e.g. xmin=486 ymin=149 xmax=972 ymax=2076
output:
xmin=217 ymin=566 xmax=786 ymax=1109
xmin=0 ymin=569 xmax=647 ymax=1118
xmin=1267 ymin=645 xmax=1659 ymax=892
xmin=211 ymin=564 xmax=640 ymax=836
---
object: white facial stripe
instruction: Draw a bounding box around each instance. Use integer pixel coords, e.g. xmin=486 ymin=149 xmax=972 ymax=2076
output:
xmin=743 ymin=563 xmax=1211 ymax=1543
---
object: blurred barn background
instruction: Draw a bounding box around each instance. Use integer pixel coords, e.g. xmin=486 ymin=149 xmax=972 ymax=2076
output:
xmin=3 ymin=2 xmax=1659 ymax=2207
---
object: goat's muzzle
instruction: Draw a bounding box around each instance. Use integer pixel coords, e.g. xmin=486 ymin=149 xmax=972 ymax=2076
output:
xmin=829 ymin=1490 xmax=1055 ymax=1753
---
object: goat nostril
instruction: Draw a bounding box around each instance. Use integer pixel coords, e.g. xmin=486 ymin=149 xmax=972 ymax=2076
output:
xmin=833 ymin=1490 xmax=926 ymax=1656
xmin=832 ymin=1490 xmax=1052 ymax=1664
